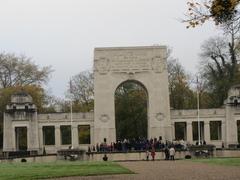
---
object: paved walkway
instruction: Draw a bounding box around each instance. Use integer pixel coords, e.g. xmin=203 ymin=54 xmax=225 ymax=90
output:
xmin=56 ymin=160 xmax=240 ymax=180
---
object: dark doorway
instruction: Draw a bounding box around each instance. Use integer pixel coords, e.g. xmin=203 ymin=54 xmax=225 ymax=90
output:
xmin=15 ymin=127 xmax=27 ymax=150
xmin=115 ymin=81 xmax=148 ymax=140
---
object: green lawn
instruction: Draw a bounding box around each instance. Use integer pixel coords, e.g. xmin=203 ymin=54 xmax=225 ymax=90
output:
xmin=192 ymin=157 xmax=240 ymax=166
xmin=0 ymin=161 xmax=133 ymax=180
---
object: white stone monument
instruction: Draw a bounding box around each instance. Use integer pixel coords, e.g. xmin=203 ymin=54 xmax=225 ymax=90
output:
xmin=93 ymin=46 xmax=172 ymax=144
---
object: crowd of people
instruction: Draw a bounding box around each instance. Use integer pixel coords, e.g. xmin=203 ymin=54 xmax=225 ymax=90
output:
xmin=88 ymin=137 xmax=186 ymax=155
xmin=87 ymin=137 xmax=179 ymax=161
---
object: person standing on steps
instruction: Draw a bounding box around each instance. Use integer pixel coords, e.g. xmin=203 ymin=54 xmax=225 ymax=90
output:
xmin=164 ymin=146 xmax=170 ymax=160
xmin=169 ymin=146 xmax=175 ymax=160
xmin=151 ymin=145 xmax=156 ymax=161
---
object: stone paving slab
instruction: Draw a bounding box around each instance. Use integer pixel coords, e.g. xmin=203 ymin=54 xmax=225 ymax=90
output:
xmin=54 ymin=160 xmax=240 ymax=180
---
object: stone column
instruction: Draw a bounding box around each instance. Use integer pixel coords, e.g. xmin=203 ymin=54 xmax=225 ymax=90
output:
xmin=171 ymin=123 xmax=175 ymax=140
xmin=55 ymin=125 xmax=61 ymax=150
xmin=28 ymin=112 xmax=39 ymax=151
xmin=187 ymin=122 xmax=193 ymax=144
xmin=72 ymin=125 xmax=79 ymax=148
xmin=3 ymin=114 xmax=14 ymax=152
xmin=13 ymin=127 xmax=17 ymax=151
xmin=38 ymin=126 xmax=43 ymax=152
xmin=204 ymin=121 xmax=210 ymax=144
xmin=221 ymin=121 xmax=226 ymax=146
xmin=90 ymin=125 xmax=94 ymax=145
xmin=226 ymin=106 xmax=238 ymax=145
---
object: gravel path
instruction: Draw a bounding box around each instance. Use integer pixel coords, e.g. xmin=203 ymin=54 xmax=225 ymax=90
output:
xmin=54 ymin=160 xmax=240 ymax=180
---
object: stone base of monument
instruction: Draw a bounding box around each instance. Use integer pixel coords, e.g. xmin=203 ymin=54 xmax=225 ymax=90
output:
xmin=1 ymin=149 xmax=240 ymax=163
xmin=57 ymin=149 xmax=85 ymax=161
xmin=2 ymin=150 xmax=38 ymax=159
xmin=188 ymin=145 xmax=216 ymax=158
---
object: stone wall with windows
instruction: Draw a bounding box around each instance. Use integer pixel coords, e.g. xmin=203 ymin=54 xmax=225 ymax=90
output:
xmin=4 ymin=101 xmax=240 ymax=153
xmin=37 ymin=112 xmax=94 ymax=154
xmin=37 ymin=105 xmax=240 ymax=153
xmin=171 ymin=107 xmax=240 ymax=148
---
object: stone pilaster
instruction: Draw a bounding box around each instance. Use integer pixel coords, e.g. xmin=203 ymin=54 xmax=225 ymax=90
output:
xmin=38 ymin=126 xmax=43 ymax=151
xmin=72 ymin=125 xmax=79 ymax=148
xmin=222 ymin=121 xmax=226 ymax=144
xmin=3 ymin=113 xmax=14 ymax=151
xmin=90 ymin=125 xmax=94 ymax=145
xmin=187 ymin=122 xmax=193 ymax=144
xmin=204 ymin=121 xmax=210 ymax=144
xmin=55 ymin=125 xmax=60 ymax=149
xmin=171 ymin=123 xmax=175 ymax=140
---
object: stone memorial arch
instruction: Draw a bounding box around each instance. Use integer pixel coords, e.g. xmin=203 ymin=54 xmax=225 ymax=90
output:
xmin=93 ymin=46 xmax=172 ymax=144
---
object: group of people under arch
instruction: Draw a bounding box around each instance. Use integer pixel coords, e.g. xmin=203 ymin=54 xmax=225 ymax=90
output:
xmin=88 ymin=137 xmax=181 ymax=160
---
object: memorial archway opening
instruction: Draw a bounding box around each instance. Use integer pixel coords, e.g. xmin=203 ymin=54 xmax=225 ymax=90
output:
xmin=115 ymin=80 xmax=148 ymax=140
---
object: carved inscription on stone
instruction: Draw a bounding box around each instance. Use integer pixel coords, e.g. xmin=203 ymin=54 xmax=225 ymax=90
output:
xmin=110 ymin=54 xmax=152 ymax=72
xmin=94 ymin=57 xmax=110 ymax=74
xmin=94 ymin=52 xmax=166 ymax=74
xmin=151 ymin=56 xmax=166 ymax=73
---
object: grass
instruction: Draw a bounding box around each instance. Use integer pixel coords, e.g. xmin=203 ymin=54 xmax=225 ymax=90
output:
xmin=191 ymin=157 xmax=240 ymax=166
xmin=0 ymin=161 xmax=133 ymax=180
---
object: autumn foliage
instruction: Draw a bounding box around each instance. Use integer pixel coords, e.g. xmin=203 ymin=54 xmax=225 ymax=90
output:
xmin=185 ymin=0 xmax=240 ymax=27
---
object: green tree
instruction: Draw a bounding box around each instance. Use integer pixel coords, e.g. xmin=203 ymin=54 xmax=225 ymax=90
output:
xmin=168 ymin=57 xmax=195 ymax=109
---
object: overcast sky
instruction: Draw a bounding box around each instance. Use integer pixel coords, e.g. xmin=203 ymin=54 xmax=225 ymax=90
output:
xmin=0 ymin=0 xmax=221 ymax=97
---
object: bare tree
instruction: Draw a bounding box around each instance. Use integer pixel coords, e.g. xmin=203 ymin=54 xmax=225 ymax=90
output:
xmin=199 ymin=35 xmax=240 ymax=106
xmin=67 ymin=70 xmax=94 ymax=112
xmin=167 ymin=52 xmax=195 ymax=109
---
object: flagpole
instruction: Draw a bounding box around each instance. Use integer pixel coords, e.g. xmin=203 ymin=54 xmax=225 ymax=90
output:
xmin=197 ymin=76 xmax=201 ymax=146
xmin=70 ymin=78 xmax=73 ymax=149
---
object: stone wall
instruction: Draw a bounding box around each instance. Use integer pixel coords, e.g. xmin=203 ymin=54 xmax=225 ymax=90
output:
xmin=38 ymin=112 xmax=94 ymax=154
xmin=171 ymin=108 xmax=227 ymax=147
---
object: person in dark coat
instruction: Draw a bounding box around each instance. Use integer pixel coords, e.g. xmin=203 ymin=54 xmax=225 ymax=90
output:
xmin=164 ymin=146 xmax=170 ymax=160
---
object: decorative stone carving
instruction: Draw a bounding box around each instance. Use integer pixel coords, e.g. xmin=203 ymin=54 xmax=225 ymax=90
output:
xmin=94 ymin=57 xmax=110 ymax=74
xmin=156 ymin=113 xmax=165 ymax=121
xmin=151 ymin=56 xmax=166 ymax=73
xmin=99 ymin=114 xmax=109 ymax=122
xmin=128 ymin=72 xmax=135 ymax=80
